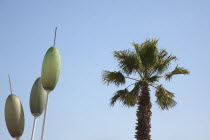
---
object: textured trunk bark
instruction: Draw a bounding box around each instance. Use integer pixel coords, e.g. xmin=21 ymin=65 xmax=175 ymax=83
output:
xmin=135 ymin=82 xmax=152 ymax=140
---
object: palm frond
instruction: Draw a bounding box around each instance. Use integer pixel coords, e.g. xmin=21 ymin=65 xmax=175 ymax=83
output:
xmin=110 ymin=86 xmax=139 ymax=107
xmin=165 ymin=66 xmax=190 ymax=81
xmin=132 ymin=42 xmax=141 ymax=57
xmin=122 ymin=93 xmax=139 ymax=107
xmin=158 ymin=49 xmax=168 ymax=59
xmin=102 ymin=70 xmax=125 ymax=86
xmin=114 ymin=50 xmax=140 ymax=75
xmin=147 ymin=75 xmax=160 ymax=83
xmin=130 ymin=81 xmax=142 ymax=95
xmin=155 ymin=85 xmax=177 ymax=110
xmin=138 ymin=39 xmax=159 ymax=68
xmin=110 ymin=89 xmax=129 ymax=106
xmin=155 ymin=54 xmax=177 ymax=74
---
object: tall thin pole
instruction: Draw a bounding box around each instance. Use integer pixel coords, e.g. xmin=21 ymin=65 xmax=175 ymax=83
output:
xmin=40 ymin=91 xmax=50 ymax=140
xmin=8 ymin=74 xmax=12 ymax=94
xmin=31 ymin=116 xmax=37 ymax=140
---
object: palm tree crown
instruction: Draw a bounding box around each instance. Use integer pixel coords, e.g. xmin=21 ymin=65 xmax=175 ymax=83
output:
xmin=103 ymin=39 xmax=189 ymax=109
xmin=102 ymin=39 xmax=189 ymax=140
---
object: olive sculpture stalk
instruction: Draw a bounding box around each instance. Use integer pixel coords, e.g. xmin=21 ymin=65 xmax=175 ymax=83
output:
xmin=30 ymin=77 xmax=47 ymax=140
xmin=41 ymin=27 xmax=61 ymax=140
xmin=5 ymin=75 xmax=25 ymax=140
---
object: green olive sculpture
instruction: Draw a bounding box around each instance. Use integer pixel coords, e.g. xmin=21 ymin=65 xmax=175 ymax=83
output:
xmin=40 ymin=27 xmax=61 ymax=140
xmin=41 ymin=46 xmax=61 ymax=92
xmin=30 ymin=77 xmax=47 ymax=140
xmin=5 ymin=94 xmax=25 ymax=140
xmin=30 ymin=77 xmax=47 ymax=117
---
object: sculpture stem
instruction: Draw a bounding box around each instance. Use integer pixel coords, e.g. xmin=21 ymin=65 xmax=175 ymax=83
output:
xmin=41 ymin=90 xmax=50 ymax=140
xmin=31 ymin=116 xmax=37 ymax=140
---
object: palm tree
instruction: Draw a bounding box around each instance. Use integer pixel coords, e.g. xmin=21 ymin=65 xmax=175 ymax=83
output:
xmin=102 ymin=39 xmax=189 ymax=140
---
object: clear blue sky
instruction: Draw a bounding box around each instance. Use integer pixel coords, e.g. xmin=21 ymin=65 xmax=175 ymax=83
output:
xmin=0 ymin=0 xmax=210 ymax=140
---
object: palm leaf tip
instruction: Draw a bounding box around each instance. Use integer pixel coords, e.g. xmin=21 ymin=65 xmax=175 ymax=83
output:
xmin=102 ymin=70 xmax=125 ymax=86
xmin=155 ymin=85 xmax=177 ymax=110
xmin=165 ymin=66 xmax=190 ymax=80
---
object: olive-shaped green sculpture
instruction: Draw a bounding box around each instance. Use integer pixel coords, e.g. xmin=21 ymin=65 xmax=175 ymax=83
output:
xmin=5 ymin=94 xmax=25 ymax=139
xmin=30 ymin=77 xmax=47 ymax=117
xmin=41 ymin=46 xmax=61 ymax=91
xmin=40 ymin=28 xmax=61 ymax=140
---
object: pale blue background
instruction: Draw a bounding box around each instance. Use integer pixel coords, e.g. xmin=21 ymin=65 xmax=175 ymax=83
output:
xmin=0 ymin=0 xmax=210 ymax=140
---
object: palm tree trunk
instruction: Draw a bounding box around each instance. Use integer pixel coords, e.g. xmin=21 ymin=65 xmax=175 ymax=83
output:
xmin=135 ymin=82 xmax=152 ymax=140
